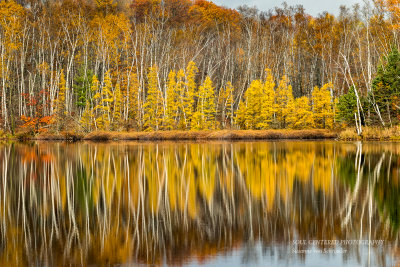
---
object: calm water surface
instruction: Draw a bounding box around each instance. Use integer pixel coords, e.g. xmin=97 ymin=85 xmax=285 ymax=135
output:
xmin=0 ymin=141 xmax=399 ymax=266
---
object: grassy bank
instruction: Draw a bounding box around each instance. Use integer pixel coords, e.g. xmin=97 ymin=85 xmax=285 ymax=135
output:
xmin=10 ymin=127 xmax=400 ymax=142
xmin=339 ymin=126 xmax=400 ymax=141
xmin=29 ymin=129 xmax=338 ymax=141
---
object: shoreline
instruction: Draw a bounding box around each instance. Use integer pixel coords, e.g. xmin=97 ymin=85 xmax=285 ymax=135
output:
xmin=10 ymin=127 xmax=400 ymax=142
xmin=26 ymin=129 xmax=338 ymax=142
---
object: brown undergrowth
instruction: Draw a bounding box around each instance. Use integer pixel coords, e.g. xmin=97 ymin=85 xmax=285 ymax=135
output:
xmin=81 ymin=129 xmax=337 ymax=141
xmin=338 ymin=126 xmax=400 ymax=141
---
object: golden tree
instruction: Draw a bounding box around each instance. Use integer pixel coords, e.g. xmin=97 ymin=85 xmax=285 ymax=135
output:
xmin=223 ymin=81 xmax=234 ymax=128
xmin=275 ymin=75 xmax=294 ymax=128
xmin=175 ymin=69 xmax=186 ymax=129
xmin=143 ymin=65 xmax=164 ymax=131
xmin=91 ymin=74 xmax=101 ymax=130
xmin=183 ymin=61 xmax=198 ymax=129
xmin=112 ymin=83 xmax=123 ymax=130
xmin=193 ymin=76 xmax=216 ymax=130
xmin=244 ymin=80 xmax=263 ymax=129
xmin=96 ymin=71 xmax=114 ymax=130
xmin=312 ymin=83 xmax=334 ymax=128
xmin=54 ymin=71 xmax=68 ymax=130
xmin=165 ymin=70 xmax=179 ymax=130
xmin=287 ymin=96 xmax=314 ymax=129
xmin=127 ymin=71 xmax=141 ymax=130
xmin=80 ymin=100 xmax=94 ymax=132
xmin=235 ymin=100 xmax=247 ymax=129
xmin=258 ymin=69 xmax=276 ymax=129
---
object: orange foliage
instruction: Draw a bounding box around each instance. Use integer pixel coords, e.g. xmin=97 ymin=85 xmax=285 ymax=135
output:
xmin=190 ymin=0 xmax=240 ymax=30
xmin=131 ymin=0 xmax=239 ymax=29
xmin=131 ymin=0 xmax=162 ymax=22
xmin=20 ymin=115 xmax=54 ymax=133
xmin=377 ymin=0 xmax=400 ymax=28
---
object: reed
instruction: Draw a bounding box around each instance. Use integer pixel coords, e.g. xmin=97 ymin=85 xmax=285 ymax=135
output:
xmin=338 ymin=126 xmax=400 ymax=141
xmin=34 ymin=131 xmax=84 ymax=141
xmin=83 ymin=129 xmax=337 ymax=141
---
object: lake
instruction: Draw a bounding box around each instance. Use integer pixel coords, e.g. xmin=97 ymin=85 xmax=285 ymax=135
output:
xmin=0 ymin=141 xmax=399 ymax=266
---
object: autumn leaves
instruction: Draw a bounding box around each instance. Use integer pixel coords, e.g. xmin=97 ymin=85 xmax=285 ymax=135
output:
xmin=69 ymin=63 xmax=335 ymax=132
xmin=236 ymin=70 xmax=335 ymax=130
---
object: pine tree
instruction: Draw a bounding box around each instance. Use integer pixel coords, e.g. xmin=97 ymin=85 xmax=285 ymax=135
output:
xmin=312 ymin=83 xmax=334 ymax=128
xmin=74 ymin=67 xmax=93 ymax=114
xmin=337 ymin=87 xmax=359 ymax=126
xmin=143 ymin=65 xmax=163 ymax=131
xmin=275 ymin=75 xmax=294 ymax=128
xmin=258 ymin=69 xmax=275 ymax=129
xmin=372 ymin=46 xmax=400 ymax=125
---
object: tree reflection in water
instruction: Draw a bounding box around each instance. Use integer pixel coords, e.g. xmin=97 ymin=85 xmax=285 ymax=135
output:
xmin=0 ymin=141 xmax=398 ymax=266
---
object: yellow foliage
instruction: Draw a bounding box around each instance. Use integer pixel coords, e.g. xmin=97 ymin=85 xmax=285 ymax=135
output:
xmin=312 ymin=83 xmax=334 ymax=129
xmin=275 ymin=75 xmax=294 ymax=128
xmin=143 ymin=65 xmax=164 ymax=131
xmin=288 ymin=96 xmax=314 ymax=129
xmin=193 ymin=76 xmax=216 ymax=130
xmin=258 ymin=69 xmax=276 ymax=129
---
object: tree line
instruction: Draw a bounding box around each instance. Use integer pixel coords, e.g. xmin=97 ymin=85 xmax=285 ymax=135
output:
xmin=1 ymin=0 xmax=399 ymax=133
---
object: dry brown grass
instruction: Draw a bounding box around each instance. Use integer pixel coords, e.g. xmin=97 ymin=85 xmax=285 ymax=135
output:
xmin=83 ymin=129 xmax=337 ymax=141
xmin=34 ymin=131 xmax=84 ymax=141
xmin=338 ymin=126 xmax=400 ymax=141
xmin=338 ymin=128 xmax=360 ymax=141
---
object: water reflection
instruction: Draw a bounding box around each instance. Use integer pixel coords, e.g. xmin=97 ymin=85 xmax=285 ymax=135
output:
xmin=0 ymin=141 xmax=399 ymax=266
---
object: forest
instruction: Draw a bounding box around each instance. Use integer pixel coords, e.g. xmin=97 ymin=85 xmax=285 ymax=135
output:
xmin=1 ymin=0 xmax=400 ymax=135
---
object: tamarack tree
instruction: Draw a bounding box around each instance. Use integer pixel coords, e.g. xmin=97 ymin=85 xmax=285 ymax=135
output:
xmin=0 ymin=0 xmax=397 ymax=134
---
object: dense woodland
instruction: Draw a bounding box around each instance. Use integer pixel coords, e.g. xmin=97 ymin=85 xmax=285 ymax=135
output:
xmin=1 ymin=0 xmax=400 ymax=133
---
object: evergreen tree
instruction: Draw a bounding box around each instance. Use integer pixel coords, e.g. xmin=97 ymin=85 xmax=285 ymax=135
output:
xmin=74 ymin=67 xmax=93 ymax=113
xmin=372 ymin=46 xmax=400 ymax=125
xmin=337 ymin=88 xmax=359 ymax=126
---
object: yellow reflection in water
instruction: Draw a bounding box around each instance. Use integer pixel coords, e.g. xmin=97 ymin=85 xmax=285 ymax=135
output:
xmin=0 ymin=141 xmax=398 ymax=266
